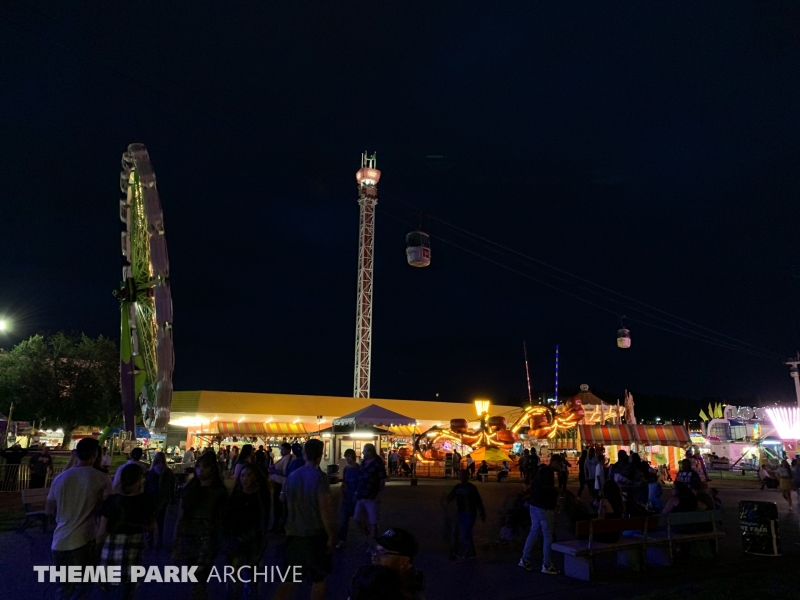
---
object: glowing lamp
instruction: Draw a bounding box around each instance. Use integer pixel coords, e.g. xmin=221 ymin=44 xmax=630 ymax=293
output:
xmin=0 ymin=320 xmax=6 ymax=332
xmin=474 ymin=400 xmax=490 ymax=415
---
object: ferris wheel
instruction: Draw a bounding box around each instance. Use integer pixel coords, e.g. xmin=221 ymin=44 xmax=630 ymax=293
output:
xmin=117 ymin=143 xmax=174 ymax=435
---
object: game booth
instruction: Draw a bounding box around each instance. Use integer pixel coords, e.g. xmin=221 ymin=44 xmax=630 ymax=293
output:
xmin=578 ymin=423 xmax=691 ymax=475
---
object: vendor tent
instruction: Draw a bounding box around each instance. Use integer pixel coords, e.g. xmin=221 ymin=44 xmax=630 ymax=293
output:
xmin=333 ymin=404 xmax=416 ymax=428
xmin=580 ymin=424 xmax=690 ymax=446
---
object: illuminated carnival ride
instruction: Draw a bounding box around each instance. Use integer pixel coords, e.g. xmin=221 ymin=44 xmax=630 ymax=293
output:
xmin=413 ymin=397 xmax=587 ymax=462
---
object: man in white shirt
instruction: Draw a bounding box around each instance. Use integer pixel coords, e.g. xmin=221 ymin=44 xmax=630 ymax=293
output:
xmin=269 ymin=443 xmax=293 ymax=533
xmin=46 ymin=438 xmax=111 ymax=600
xmin=594 ymin=451 xmax=606 ymax=506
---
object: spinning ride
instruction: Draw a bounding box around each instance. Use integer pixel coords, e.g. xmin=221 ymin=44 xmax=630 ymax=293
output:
xmin=414 ymin=396 xmax=586 ymax=461
xmin=116 ymin=143 xmax=174 ymax=436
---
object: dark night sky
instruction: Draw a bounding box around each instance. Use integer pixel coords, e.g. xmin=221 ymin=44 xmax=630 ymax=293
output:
xmin=1 ymin=2 xmax=799 ymax=414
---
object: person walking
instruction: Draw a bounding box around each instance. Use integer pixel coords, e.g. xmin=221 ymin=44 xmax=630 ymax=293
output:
xmin=232 ymin=444 xmax=255 ymax=481
xmin=97 ymin=463 xmax=156 ymax=600
xmin=584 ymin=448 xmax=598 ymax=501
xmin=558 ymin=453 xmax=570 ymax=493
xmin=274 ymin=439 xmax=335 ymax=600
xmin=520 ymin=449 xmax=530 ymax=480
xmin=112 ymin=447 xmax=149 ymax=491
xmin=465 ymin=454 xmax=475 ymax=479
xmin=225 ymin=464 xmax=268 ymax=599
xmin=46 ymin=438 xmax=111 ymax=600
xmin=518 ymin=454 xmax=562 ymax=575
xmin=269 ymin=443 xmax=292 ymax=533
xmin=529 ymin=448 xmax=540 ymax=479
xmin=228 ymin=447 xmax=239 ymax=477
xmin=183 ymin=447 xmax=196 ymax=465
xmin=29 ymin=446 xmax=54 ymax=489
xmin=446 ymin=469 xmax=486 ymax=561
xmin=336 ymin=448 xmax=360 ymax=549
xmin=255 ymin=445 xmax=267 ymax=470
xmin=778 ymin=459 xmax=793 ymax=510
xmin=100 ymin=447 xmax=112 ymax=473
xmin=174 ymin=452 xmax=228 ymax=600
xmin=143 ymin=451 xmax=175 ymax=549
xmin=577 ymin=450 xmax=587 ymax=497
xmin=354 ymin=443 xmax=387 ymax=544
xmin=283 ymin=443 xmax=305 ymax=479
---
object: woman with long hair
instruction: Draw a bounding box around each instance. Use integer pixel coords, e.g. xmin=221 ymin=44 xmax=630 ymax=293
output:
xmin=144 ymin=452 xmax=175 ymax=549
xmin=97 ymin=463 xmax=155 ymax=600
xmin=777 ymin=459 xmax=793 ymax=510
xmin=224 ymin=464 xmax=268 ymax=598
xmin=174 ymin=452 xmax=228 ymax=600
xmin=232 ymin=444 xmax=255 ymax=481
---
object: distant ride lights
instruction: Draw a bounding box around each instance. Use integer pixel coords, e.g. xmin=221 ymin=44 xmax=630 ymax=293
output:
xmin=766 ymin=407 xmax=800 ymax=441
xmin=414 ymin=397 xmax=586 ymax=463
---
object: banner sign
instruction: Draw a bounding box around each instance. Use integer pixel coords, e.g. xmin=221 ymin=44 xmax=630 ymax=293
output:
xmin=739 ymin=500 xmax=781 ymax=556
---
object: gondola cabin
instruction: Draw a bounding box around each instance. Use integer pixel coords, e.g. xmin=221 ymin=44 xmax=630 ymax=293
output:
xmin=406 ymin=231 xmax=431 ymax=267
xmin=617 ymin=328 xmax=631 ymax=349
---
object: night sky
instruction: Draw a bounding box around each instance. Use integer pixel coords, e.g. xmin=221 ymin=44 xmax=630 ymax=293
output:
xmin=2 ymin=2 xmax=799 ymax=416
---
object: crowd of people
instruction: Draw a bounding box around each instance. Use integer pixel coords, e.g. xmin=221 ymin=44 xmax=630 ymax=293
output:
xmin=43 ymin=438 xmax=425 ymax=600
xmin=29 ymin=435 xmax=800 ymax=600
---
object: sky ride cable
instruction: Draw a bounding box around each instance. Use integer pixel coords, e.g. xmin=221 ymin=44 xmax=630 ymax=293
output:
xmin=380 ymin=192 xmax=785 ymax=361
xmin=380 ymin=206 xmax=785 ymax=363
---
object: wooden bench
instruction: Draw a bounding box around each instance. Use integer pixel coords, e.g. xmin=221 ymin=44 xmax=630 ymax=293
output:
xmin=552 ymin=516 xmax=659 ymax=581
xmin=633 ymin=510 xmax=725 ymax=566
xmin=17 ymin=487 xmax=49 ymax=534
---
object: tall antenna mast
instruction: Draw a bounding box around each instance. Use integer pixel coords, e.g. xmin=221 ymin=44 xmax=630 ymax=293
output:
xmin=523 ymin=341 xmax=533 ymax=405
xmin=353 ymin=152 xmax=380 ymax=398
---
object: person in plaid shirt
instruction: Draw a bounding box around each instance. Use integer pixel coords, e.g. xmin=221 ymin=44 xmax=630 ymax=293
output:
xmin=97 ymin=463 xmax=155 ymax=600
xmin=354 ymin=443 xmax=387 ymax=544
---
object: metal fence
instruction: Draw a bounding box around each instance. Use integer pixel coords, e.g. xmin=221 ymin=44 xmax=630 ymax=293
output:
xmin=0 ymin=464 xmax=66 ymax=492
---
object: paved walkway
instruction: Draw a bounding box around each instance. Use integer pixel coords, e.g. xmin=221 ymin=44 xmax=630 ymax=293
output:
xmin=1 ymin=479 xmax=798 ymax=599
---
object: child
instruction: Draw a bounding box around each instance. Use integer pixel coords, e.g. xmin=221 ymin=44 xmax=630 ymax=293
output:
xmin=97 ymin=463 xmax=156 ymax=600
xmin=336 ymin=448 xmax=360 ymax=549
xmin=647 ymin=472 xmax=663 ymax=512
xmin=446 ymin=469 xmax=486 ymax=560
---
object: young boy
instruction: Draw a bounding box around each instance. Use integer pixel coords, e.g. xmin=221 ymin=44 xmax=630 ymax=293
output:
xmin=337 ymin=448 xmax=360 ymax=549
xmin=446 ymin=469 xmax=486 ymax=560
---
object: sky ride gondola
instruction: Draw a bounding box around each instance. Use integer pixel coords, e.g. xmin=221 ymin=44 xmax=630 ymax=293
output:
xmin=406 ymin=230 xmax=431 ymax=267
xmin=617 ymin=316 xmax=631 ymax=349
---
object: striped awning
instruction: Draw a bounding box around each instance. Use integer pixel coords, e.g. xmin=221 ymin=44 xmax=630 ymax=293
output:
xmin=580 ymin=425 xmax=635 ymax=445
xmin=216 ymin=422 xmax=267 ymax=435
xmin=580 ymin=424 xmax=690 ymax=447
xmin=264 ymin=422 xmax=307 ymax=435
xmin=632 ymin=424 xmax=690 ymax=446
xmin=386 ymin=425 xmax=422 ymax=437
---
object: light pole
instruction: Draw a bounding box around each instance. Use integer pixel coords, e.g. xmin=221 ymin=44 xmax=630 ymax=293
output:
xmin=2 ymin=399 xmax=16 ymax=450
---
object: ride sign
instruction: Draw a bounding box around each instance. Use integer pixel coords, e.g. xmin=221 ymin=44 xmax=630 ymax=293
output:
xmin=739 ymin=500 xmax=781 ymax=556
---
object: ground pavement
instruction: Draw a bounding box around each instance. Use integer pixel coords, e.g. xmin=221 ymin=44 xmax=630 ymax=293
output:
xmin=1 ymin=478 xmax=798 ymax=600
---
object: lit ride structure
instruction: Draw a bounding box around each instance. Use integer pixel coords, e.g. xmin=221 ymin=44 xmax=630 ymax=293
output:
xmin=354 ymin=153 xmax=380 ymax=399
xmin=116 ymin=143 xmax=174 ymax=437
xmin=414 ymin=397 xmax=586 ymax=462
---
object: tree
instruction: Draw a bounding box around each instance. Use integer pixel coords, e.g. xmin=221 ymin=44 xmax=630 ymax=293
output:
xmin=0 ymin=333 xmax=121 ymax=448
